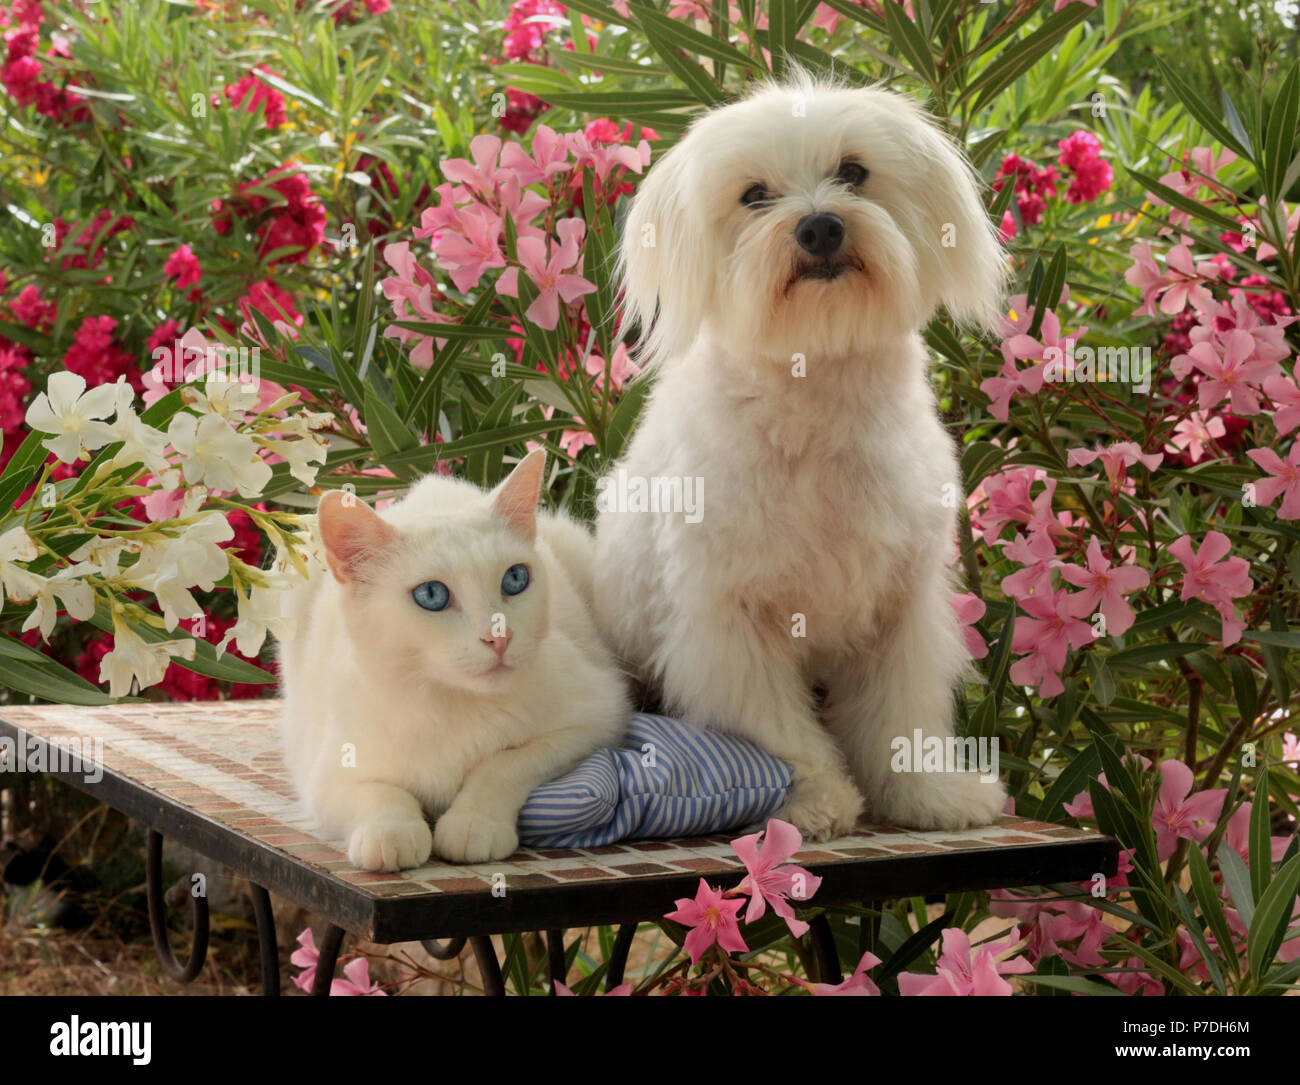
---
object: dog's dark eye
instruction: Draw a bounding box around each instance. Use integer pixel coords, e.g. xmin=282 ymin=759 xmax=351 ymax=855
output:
xmin=740 ymin=183 xmax=771 ymax=207
xmin=836 ymin=160 xmax=868 ymax=187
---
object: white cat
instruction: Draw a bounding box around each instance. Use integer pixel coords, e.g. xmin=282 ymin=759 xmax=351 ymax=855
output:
xmin=278 ymin=451 xmax=630 ymax=871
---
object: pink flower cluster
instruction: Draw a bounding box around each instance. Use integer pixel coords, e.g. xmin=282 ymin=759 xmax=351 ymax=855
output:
xmin=980 ymin=291 xmax=1087 ymax=421
xmin=1038 ymin=757 xmax=1299 ymax=991
xmin=503 ymin=0 xmax=568 ymax=61
xmin=994 ymin=131 xmax=1112 ymax=239
xmin=213 ymin=165 xmax=327 ymax=266
xmin=224 ymin=68 xmax=287 ymax=130
xmin=1 ymin=4 xmax=89 ymax=125
xmin=1057 ymin=130 xmax=1113 ymax=204
xmin=967 ymin=451 xmax=1258 ymax=690
xmin=380 ymin=122 xmax=650 ymax=358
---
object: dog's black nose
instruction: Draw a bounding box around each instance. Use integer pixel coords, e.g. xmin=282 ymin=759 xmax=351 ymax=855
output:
xmin=795 ymin=213 xmax=845 ymax=258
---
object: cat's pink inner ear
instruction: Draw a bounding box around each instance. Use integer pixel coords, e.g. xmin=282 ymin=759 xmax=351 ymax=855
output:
xmin=318 ymin=491 xmax=396 ymax=584
xmin=492 ymin=449 xmax=546 ymax=543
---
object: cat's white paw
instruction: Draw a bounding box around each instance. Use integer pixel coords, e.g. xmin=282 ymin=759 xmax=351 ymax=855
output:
xmin=433 ymin=806 xmax=519 ymax=864
xmin=779 ymin=768 xmax=864 ymax=842
xmin=873 ymin=771 xmax=1007 ymax=832
xmin=347 ymin=816 xmax=433 ymax=871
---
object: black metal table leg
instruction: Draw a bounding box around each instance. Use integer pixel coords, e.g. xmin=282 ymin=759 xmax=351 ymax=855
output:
xmin=471 ymin=935 xmax=505 ymax=996
xmin=606 ymin=922 xmax=637 ymax=991
xmin=420 ymin=936 xmax=467 ymax=960
xmin=546 ymin=929 xmax=566 ymax=993
xmin=809 ymin=914 xmax=842 ymax=985
xmin=145 ymin=829 xmax=209 ymax=983
xmin=248 ymin=882 xmax=279 ymax=996
xmin=311 ymin=924 xmax=347 ymax=996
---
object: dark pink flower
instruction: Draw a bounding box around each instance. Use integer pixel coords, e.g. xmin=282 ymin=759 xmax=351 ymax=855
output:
xmin=163 ymin=244 xmax=202 ymax=289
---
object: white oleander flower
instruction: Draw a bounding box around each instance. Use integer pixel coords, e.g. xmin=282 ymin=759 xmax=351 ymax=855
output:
xmin=24 ymin=371 xmax=119 ymax=463
xmin=68 ymin=535 xmax=145 ymax=579
xmin=126 ymin=512 xmax=234 ymax=630
xmin=180 ymin=371 xmax=262 ymax=420
xmin=21 ymin=564 xmax=97 ymax=639
xmin=0 ymin=525 xmax=41 ymax=606
xmin=107 ymin=378 xmax=175 ymax=482
xmin=99 ymin=622 xmax=196 ymax=697
xmin=255 ymin=424 xmax=330 ymax=486
xmin=168 ymin=411 xmax=273 ymax=497
xmin=217 ymin=575 xmax=298 ymax=658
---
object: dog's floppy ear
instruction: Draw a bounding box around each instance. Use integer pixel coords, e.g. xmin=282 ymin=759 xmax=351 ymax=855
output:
xmin=617 ymin=139 xmax=710 ymax=365
xmin=906 ymin=110 xmax=1007 ymax=334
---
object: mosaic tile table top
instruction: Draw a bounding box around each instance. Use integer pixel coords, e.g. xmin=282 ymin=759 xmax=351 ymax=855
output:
xmin=0 ymin=700 xmax=1116 ymax=942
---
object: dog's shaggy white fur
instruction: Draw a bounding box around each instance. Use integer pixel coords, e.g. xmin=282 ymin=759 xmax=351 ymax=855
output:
xmin=593 ymin=74 xmax=1009 ymax=839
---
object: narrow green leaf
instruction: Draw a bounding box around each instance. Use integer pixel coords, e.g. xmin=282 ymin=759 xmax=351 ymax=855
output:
xmin=1248 ymin=852 xmax=1300 ymax=978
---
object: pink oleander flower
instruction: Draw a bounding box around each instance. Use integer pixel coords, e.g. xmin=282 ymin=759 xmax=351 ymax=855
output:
xmin=499 ymin=123 xmax=571 ymax=186
xmin=1252 ymin=199 xmax=1300 ymax=261
xmin=1283 ymin=732 xmax=1300 ymax=765
xmin=1176 ymin=328 xmax=1283 ymax=416
xmin=1221 ymin=803 xmax=1291 ymax=865
xmin=163 ymin=243 xmax=202 ymax=289
xmin=972 ymin=465 xmax=1060 ymax=541
xmin=290 ymin=928 xmax=320 ymax=992
xmin=813 ymin=950 xmax=882 ymax=996
xmin=898 ymin=926 xmax=1033 ymax=996
xmin=1157 ymin=243 xmax=1222 ymax=315
xmin=1058 ymin=537 xmax=1150 ymax=636
xmin=1152 ymin=759 xmax=1226 ymax=861
xmin=1265 ymin=361 xmax=1300 ymax=435
xmin=1063 ymin=759 xmax=1152 ymax=820
xmin=1166 ymin=411 xmax=1226 ymax=462
xmin=664 ymin=878 xmax=748 ymax=964
xmin=1067 ymin=441 xmax=1163 ymax=488
xmin=730 ymin=818 xmax=823 ymax=938
xmin=982 ymin=306 xmax=1088 ymax=420
xmin=566 ymin=127 xmax=651 ymax=187
xmin=1009 ymin=588 xmax=1096 ymax=697
xmin=440 ymin=133 xmax=506 ymax=197
xmin=1168 ymin=531 xmax=1253 ymax=646
xmin=1111 ymin=958 xmax=1164 ymax=996
xmin=953 ymin=592 xmax=988 ymax=660
xmin=497 ymin=217 xmax=595 ymax=330
xmin=379 ymin=241 xmax=447 ymax=367
xmin=142 ymin=486 xmax=186 ymax=523
xmin=585 ymin=341 xmax=640 ymax=390
xmin=1125 ymin=242 xmax=1167 ymax=318
xmin=1246 ymin=445 xmax=1300 ymax=519
xmin=1053 ymin=0 xmax=1097 ymax=10
xmin=435 ymin=203 xmax=507 ymax=293
xmin=330 ymin=957 xmax=387 ymax=996
xmin=998 ymin=529 xmax=1058 ymax=603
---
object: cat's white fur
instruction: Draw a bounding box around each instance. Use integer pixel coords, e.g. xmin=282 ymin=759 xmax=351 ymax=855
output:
xmin=593 ymin=75 xmax=1008 ymax=839
xmin=279 ymin=451 xmax=629 ymax=870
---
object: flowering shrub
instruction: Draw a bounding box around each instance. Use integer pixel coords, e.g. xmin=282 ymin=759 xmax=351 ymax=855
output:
xmin=1 ymin=0 xmax=1298 ymax=994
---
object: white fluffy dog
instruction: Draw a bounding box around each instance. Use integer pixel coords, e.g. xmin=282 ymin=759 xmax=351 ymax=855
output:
xmin=593 ymin=74 xmax=1009 ymax=839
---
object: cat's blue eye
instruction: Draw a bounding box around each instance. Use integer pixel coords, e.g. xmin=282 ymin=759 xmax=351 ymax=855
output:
xmin=412 ymin=580 xmax=451 ymax=612
xmin=501 ymin=564 xmax=530 ymax=597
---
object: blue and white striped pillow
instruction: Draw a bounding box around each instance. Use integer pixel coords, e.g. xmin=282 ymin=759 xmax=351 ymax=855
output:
xmin=517 ymin=714 xmax=793 ymax=848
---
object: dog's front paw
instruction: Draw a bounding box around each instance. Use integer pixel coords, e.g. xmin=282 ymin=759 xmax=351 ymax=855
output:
xmin=878 ymin=771 xmax=1007 ymax=832
xmin=779 ymin=768 xmax=864 ymax=842
xmin=433 ymin=806 xmax=519 ymax=864
xmin=348 ymin=815 xmax=433 ymax=871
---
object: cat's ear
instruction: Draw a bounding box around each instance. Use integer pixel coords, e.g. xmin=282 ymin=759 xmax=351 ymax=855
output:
xmin=318 ymin=490 xmax=396 ymax=584
xmin=491 ymin=449 xmax=546 ymax=543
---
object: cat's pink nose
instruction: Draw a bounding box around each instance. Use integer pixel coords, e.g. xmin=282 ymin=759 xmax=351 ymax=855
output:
xmin=481 ymin=631 xmax=512 ymax=659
